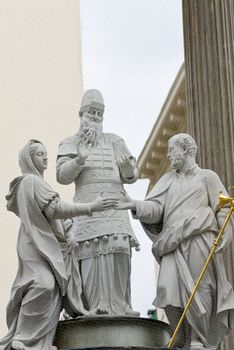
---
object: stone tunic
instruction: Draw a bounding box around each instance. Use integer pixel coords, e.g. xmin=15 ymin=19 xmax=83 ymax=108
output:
xmin=57 ymin=132 xmax=139 ymax=315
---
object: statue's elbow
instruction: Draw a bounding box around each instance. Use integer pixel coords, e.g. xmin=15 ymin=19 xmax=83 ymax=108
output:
xmin=56 ymin=171 xmax=72 ymax=185
xmin=125 ymin=176 xmax=137 ymax=184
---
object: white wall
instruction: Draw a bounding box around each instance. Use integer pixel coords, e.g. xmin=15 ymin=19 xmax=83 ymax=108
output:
xmin=0 ymin=0 xmax=83 ymax=335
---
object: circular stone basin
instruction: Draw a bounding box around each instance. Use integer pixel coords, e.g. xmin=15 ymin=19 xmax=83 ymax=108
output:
xmin=54 ymin=316 xmax=171 ymax=349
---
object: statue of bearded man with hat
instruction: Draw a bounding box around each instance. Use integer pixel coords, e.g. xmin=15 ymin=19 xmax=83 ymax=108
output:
xmin=56 ymin=89 xmax=140 ymax=316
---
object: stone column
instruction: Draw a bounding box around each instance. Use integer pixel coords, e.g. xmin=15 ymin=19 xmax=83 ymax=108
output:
xmin=182 ymin=1 xmax=234 ymax=349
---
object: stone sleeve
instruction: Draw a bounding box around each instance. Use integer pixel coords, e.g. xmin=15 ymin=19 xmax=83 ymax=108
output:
xmin=205 ymin=169 xmax=234 ymax=236
xmin=132 ymin=199 xmax=164 ymax=224
xmin=56 ymin=156 xmax=84 ymax=185
xmin=51 ymin=199 xmax=92 ymax=219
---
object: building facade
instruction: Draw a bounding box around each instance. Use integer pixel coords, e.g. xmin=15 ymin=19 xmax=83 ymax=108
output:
xmin=0 ymin=0 xmax=83 ymax=335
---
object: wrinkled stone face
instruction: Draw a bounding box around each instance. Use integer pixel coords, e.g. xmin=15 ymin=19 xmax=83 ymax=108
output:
xmin=81 ymin=107 xmax=103 ymax=133
xmin=167 ymin=141 xmax=186 ymax=171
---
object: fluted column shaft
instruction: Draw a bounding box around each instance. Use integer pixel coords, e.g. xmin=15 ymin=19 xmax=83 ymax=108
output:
xmin=182 ymin=1 xmax=234 ymax=349
xmin=182 ymin=0 xmax=234 ymax=186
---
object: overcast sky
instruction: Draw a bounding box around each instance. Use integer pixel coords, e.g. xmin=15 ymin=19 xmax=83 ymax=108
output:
xmin=80 ymin=0 xmax=184 ymax=316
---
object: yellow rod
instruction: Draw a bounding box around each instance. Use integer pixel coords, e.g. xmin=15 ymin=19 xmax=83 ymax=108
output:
xmin=168 ymin=206 xmax=234 ymax=348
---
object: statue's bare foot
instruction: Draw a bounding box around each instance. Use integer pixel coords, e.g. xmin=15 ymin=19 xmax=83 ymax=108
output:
xmin=12 ymin=340 xmax=25 ymax=350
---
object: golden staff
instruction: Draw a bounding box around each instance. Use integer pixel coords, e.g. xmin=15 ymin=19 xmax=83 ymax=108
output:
xmin=168 ymin=192 xmax=234 ymax=348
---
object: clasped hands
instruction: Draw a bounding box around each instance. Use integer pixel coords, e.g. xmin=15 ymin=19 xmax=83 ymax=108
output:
xmin=90 ymin=191 xmax=135 ymax=212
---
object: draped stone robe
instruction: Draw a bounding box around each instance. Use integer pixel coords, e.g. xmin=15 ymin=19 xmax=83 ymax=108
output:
xmin=0 ymin=174 xmax=67 ymax=350
xmin=133 ymin=165 xmax=234 ymax=349
xmin=0 ymin=139 xmax=89 ymax=350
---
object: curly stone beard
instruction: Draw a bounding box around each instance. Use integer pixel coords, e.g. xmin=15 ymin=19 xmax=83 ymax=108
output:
xmin=170 ymin=152 xmax=186 ymax=170
xmin=77 ymin=122 xmax=103 ymax=147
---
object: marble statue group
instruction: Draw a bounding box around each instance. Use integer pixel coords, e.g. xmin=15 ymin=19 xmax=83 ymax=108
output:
xmin=1 ymin=89 xmax=234 ymax=350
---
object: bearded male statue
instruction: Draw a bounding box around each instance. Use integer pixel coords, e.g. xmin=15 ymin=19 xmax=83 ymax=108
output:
xmin=116 ymin=133 xmax=234 ymax=349
xmin=56 ymin=89 xmax=140 ymax=316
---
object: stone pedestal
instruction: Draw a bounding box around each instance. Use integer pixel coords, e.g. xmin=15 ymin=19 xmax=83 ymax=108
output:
xmin=54 ymin=316 xmax=178 ymax=349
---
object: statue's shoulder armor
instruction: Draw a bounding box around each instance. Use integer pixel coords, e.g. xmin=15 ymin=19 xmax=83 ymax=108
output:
xmin=57 ymin=134 xmax=78 ymax=156
xmin=104 ymin=133 xmax=124 ymax=144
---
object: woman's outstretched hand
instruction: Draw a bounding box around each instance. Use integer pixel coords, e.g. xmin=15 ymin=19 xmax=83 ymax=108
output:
xmin=91 ymin=195 xmax=119 ymax=212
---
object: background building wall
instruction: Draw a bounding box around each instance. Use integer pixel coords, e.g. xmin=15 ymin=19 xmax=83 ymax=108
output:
xmin=0 ymin=0 xmax=83 ymax=335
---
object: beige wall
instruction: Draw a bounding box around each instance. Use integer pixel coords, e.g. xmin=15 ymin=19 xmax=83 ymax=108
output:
xmin=0 ymin=1 xmax=83 ymax=335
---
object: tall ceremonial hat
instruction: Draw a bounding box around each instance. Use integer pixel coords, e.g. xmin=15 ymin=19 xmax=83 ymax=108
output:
xmin=79 ymin=89 xmax=105 ymax=116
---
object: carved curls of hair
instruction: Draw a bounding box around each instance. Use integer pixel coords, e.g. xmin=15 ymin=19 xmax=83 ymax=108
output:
xmin=168 ymin=133 xmax=197 ymax=155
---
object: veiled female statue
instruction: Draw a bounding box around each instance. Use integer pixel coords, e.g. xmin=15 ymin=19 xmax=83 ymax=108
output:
xmin=0 ymin=140 xmax=117 ymax=350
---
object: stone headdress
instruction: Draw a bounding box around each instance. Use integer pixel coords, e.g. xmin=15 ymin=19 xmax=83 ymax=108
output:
xmin=6 ymin=139 xmax=43 ymax=215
